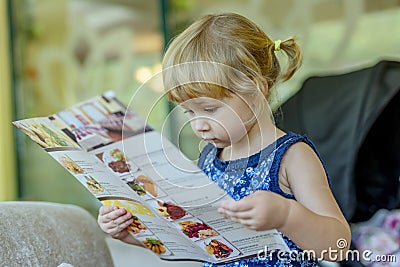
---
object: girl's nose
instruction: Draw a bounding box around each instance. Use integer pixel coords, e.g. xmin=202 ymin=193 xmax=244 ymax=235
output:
xmin=192 ymin=117 xmax=210 ymax=132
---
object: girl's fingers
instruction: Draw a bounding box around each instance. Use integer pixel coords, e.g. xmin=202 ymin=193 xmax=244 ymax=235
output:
xmin=218 ymin=206 xmax=253 ymax=219
xmin=220 ymin=198 xmax=254 ymax=212
xmin=228 ymin=216 xmax=253 ymax=228
xmin=99 ymin=205 xmax=118 ymax=215
xmin=108 ymin=217 xmax=134 ymax=236
xmin=98 ymin=206 xmax=132 ymax=232
xmin=100 ymin=207 xmax=128 ymax=222
xmin=108 ymin=211 xmax=133 ymax=227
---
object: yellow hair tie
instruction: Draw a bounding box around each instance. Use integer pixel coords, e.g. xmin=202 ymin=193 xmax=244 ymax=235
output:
xmin=274 ymin=40 xmax=282 ymax=51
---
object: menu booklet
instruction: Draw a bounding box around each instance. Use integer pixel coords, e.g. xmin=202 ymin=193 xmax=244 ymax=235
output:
xmin=13 ymin=91 xmax=289 ymax=264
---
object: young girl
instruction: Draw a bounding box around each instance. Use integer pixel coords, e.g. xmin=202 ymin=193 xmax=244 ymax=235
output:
xmin=98 ymin=13 xmax=351 ymax=266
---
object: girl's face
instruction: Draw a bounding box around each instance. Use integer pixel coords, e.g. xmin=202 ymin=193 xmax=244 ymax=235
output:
xmin=180 ymin=95 xmax=255 ymax=148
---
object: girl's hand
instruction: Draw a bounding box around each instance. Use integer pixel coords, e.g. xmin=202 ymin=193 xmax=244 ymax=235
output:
xmin=217 ymin=190 xmax=290 ymax=231
xmin=97 ymin=205 xmax=134 ymax=240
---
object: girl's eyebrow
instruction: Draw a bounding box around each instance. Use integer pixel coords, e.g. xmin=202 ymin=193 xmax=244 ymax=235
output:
xmin=179 ymin=100 xmax=204 ymax=108
xmin=179 ymin=103 xmax=188 ymax=110
xmin=180 ymin=98 xmax=222 ymax=109
xmin=179 ymin=102 xmax=196 ymax=110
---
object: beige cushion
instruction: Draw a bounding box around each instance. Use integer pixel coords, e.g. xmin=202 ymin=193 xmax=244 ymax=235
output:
xmin=0 ymin=201 xmax=114 ymax=267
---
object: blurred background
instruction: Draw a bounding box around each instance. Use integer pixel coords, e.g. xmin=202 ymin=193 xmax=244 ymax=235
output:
xmin=0 ymin=0 xmax=399 ymax=266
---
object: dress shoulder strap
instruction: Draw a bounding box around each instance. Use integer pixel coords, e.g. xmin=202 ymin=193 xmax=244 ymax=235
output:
xmin=268 ymin=133 xmax=331 ymax=197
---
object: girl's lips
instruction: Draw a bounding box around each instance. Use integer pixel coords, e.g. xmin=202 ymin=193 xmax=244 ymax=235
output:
xmin=203 ymin=138 xmax=216 ymax=142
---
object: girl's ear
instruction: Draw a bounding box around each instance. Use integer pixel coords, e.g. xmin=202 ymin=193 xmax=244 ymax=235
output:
xmin=260 ymin=78 xmax=269 ymax=97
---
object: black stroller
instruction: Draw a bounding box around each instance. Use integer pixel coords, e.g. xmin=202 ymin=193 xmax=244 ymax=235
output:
xmin=278 ymin=60 xmax=400 ymax=266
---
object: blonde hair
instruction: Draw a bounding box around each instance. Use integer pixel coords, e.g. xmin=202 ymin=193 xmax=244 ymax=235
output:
xmin=162 ymin=12 xmax=302 ymax=108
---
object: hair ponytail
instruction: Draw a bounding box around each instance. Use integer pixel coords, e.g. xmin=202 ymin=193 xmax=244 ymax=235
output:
xmin=278 ymin=38 xmax=303 ymax=82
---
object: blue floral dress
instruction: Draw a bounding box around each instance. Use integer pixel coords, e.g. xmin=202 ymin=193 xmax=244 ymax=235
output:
xmin=197 ymin=132 xmax=326 ymax=267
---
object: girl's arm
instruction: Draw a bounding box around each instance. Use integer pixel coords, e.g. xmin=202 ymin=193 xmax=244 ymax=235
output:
xmin=279 ymin=142 xmax=351 ymax=259
xmin=218 ymin=142 xmax=351 ymax=261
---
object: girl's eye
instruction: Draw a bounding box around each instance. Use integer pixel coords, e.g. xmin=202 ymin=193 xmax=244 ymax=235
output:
xmin=204 ymin=107 xmax=217 ymax=113
xmin=183 ymin=109 xmax=194 ymax=115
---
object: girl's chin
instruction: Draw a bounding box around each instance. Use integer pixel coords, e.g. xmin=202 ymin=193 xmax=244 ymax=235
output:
xmin=211 ymin=141 xmax=230 ymax=148
xmin=200 ymin=137 xmax=230 ymax=148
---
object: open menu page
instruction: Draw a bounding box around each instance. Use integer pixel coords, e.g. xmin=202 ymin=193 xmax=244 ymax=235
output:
xmin=13 ymin=91 xmax=289 ymax=264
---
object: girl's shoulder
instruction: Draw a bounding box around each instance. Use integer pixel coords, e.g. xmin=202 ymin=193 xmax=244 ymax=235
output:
xmin=280 ymin=132 xmax=325 ymax=167
xmin=274 ymin=131 xmax=320 ymax=161
xmin=278 ymin=133 xmax=331 ymax=189
xmin=280 ymin=141 xmax=319 ymax=169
